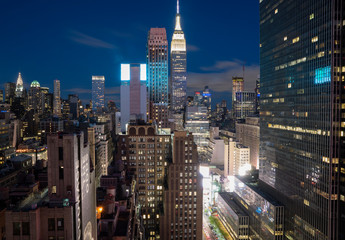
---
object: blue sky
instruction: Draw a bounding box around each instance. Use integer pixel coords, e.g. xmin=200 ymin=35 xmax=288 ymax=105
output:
xmin=0 ymin=0 xmax=260 ymax=107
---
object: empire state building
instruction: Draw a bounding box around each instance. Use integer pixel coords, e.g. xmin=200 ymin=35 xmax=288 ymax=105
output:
xmin=170 ymin=0 xmax=187 ymax=112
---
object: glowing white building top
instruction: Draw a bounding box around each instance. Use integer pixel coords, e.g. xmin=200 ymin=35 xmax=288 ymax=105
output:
xmin=15 ymin=72 xmax=24 ymax=97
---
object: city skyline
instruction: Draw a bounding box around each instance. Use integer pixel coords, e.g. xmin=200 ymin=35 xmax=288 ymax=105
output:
xmin=0 ymin=0 xmax=259 ymax=106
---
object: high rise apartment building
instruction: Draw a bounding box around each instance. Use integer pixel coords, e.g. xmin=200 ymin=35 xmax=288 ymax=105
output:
xmin=92 ymin=75 xmax=105 ymax=110
xmin=4 ymin=82 xmax=16 ymax=104
xmin=53 ymin=79 xmax=61 ymax=117
xmin=232 ymin=77 xmax=244 ymax=111
xmin=160 ymin=131 xmax=202 ymax=240
xmin=147 ymin=28 xmax=169 ymax=128
xmin=120 ymin=63 xmax=147 ymax=132
xmin=260 ymin=1 xmax=345 ymax=239
xmin=171 ymin=0 xmax=187 ymax=113
xmin=117 ymin=123 xmax=171 ymax=239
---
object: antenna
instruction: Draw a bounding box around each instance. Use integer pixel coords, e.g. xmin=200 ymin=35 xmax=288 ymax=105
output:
xmin=177 ymin=0 xmax=180 ymax=14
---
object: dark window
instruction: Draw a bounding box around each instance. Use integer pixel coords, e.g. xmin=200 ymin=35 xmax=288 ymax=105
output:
xmin=57 ymin=218 xmax=64 ymax=231
xmin=59 ymin=166 xmax=64 ymax=179
xmin=48 ymin=237 xmax=56 ymax=240
xmin=13 ymin=222 xmax=20 ymax=235
xmin=48 ymin=218 xmax=55 ymax=231
xmin=22 ymin=222 xmax=30 ymax=235
xmin=58 ymin=147 xmax=63 ymax=160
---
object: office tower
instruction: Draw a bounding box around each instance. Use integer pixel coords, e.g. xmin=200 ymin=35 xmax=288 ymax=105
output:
xmin=255 ymin=77 xmax=260 ymax=115
xmin=28 ymin=80 xmax=42 ymax=114
xmin=92 ymin=76 xmax=105 ymax=110
xmin=171 ymin=0 xmax=187 ymax=113
xmin=118 ymin=123 xmax=171 ymax=239
xmin=15 ymin=72 xmax=24 ymax=98
xmin=0 ymin=90 xmax=3 ymax=103
xmin=53 ymin=79 xmax=61 ymax=117
xmin=260 ymin=1 xmax=344 ymax=239
xmin=236 ymin=117 xmax=260 ymax=169
xmin=68 ymin=94 xmax=79 ymax=119
xmin=232 ymin=76 xmax=244 ymax=109
xmin=4 ymin=82 xmax=16 ymax=104
xmin=233 ymin=91 xmax=256 ymax=119
xmin=160 ymin=131 xmax=202 ymax=240
xmin=147 ymin=28 xmax=169 ymax=128
xmin=47 ymin=132 xmax=97 ymax=239
xmin=120 ymin=64 xmax=147 ymax=132
xmin=185 ymin=105 xmax=209 ymax=161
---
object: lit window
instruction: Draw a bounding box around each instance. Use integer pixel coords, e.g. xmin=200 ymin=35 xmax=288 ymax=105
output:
xmin=274 ymin=9 xmax=278 ymax=14
xmin=312 ymin=36 xmax=318 ymax=43
xmin=309 ymin=13 xmax=314 ymax=20
xmin=284 ymin=36 xmax=287 ymax=41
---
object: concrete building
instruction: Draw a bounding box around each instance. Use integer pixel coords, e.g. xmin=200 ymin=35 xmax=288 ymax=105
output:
xmin=236 ymin=117 xmax=260 ymax=169
xmin=117 ymin=123 xmax=171 ymax=239
xmin=147 ymin=28 xmax=169 ymax=128
xmin=160 ymin=131 xmax=202 ymax=240
xmin=220 ymin=131 xmax=250 ymax=177
xmin=120 ymin=64 xmax=147 ymax=133
xmin=5 ymin=132 xmax=97 ymax=240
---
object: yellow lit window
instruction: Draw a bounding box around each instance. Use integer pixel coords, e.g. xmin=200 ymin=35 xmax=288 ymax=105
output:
xmin=288 ymin=83 xmax=292 ymax=88
xmin=284 ymin=36 xmax=287 ymax=41
xmin=292 ymin=37 xmax=300 ymax=43
xmin=275 ymin=9 xmax=278 ymax=14
xmin=312 ymin=36 xmax=318 ymax=43
xmin=309 ymin=13 xmax=314 ymax=20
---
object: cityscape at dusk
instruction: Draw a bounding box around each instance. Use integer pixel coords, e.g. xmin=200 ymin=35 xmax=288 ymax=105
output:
xmin=0 ymin=0 xmax=344 ymax=240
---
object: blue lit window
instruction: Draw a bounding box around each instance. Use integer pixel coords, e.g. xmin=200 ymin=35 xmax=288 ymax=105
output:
xmin=314 ymin=66 xmax=331 ymax=84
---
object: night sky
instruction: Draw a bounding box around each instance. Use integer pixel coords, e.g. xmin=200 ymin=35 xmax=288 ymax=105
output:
xmin=0 ymin=0 xmax=260 ymax=107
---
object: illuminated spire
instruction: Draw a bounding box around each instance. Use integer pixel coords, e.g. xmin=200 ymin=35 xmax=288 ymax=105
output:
xmin=15 ymin=72 xmax=24 ymax=97
xmin=174 ymin=0 xmax=182 ymax=31
xmin=177 ymin=0 xmax=179 ymax=14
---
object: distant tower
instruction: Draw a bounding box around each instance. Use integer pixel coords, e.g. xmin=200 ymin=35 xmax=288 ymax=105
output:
xmin=28 ymin=80 xmax=42 ymax=114
xmin=232 ymin=77 xmax=244 ymax=116
xmin=171 ymin=0 xmax=187 ymax=112
xmin=15 ymin=72 xmax=24 ymax=98
xmin=53 ymin=80 xmax=61 ymax=117
xmin=91 ymin=76 xmax=105 ymax=110
xmin=120 ymin=63 xmax=147 ymax=132
xmin=147 ymin=28 xmax=169 ymax=128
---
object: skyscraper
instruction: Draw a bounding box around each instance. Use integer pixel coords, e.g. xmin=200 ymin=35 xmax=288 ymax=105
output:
xmin=260 ymin=1 xmax=344 ymax=239
xmin=117 ymin=123 xmax=171 ymax=239
xmin=120 ymin=63 xmax=147 ymax=132
xmin=4 ymin=82 xmax=16 ymax=104
xmin=160 ymin=131 xmax=202 ymax=240
xmin=92 ymin=75 xmax=105 ymax=110
xmin=15 ymin=72 xmax=24 ymax=98
xmin=147 ymin=28 xmax=169 ymax=128
xmin=53 ymin=79 xmax=61 ymax=117
xmin=28 ymin=80 xmax=42 ymax=114
xmin=171 ymin=0 xmax=187 ymax=113
xmin=232 ymin=77 xmax=245 ymax=119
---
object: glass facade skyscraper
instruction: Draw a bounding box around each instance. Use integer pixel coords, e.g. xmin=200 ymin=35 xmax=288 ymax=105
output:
xmin=171 ymin=0 xmax=187 ymax=113
xmin=260 ymin=0 xmax=344 ymax=239
xmin=91 ymin=75 xmax=105 ymax=110
xmin=147 ymin=28 xmax=169 ymax=128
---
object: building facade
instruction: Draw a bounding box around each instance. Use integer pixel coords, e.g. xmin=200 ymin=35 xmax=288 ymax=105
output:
xmin=15 ymin=72 xmax=24 ymax=98
xmin=170 ymin=0 xmax=187 ymax=113
xmin=260 ymin=0 xmax=345 ymax=239
xmin=117 ymin=123 xmax=171 ymax=239
xmin=53 ymin=79 xmax=61 ymax=117
xmin=160 ymin=131 xmax=203 ymax=240
xmin=92 ymin=76 xmax=105 ymax=110
xmin=147 ymin=28 xmax=169 ymax=128
xmin=120 ymin=64 xmax=147 ymax=132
